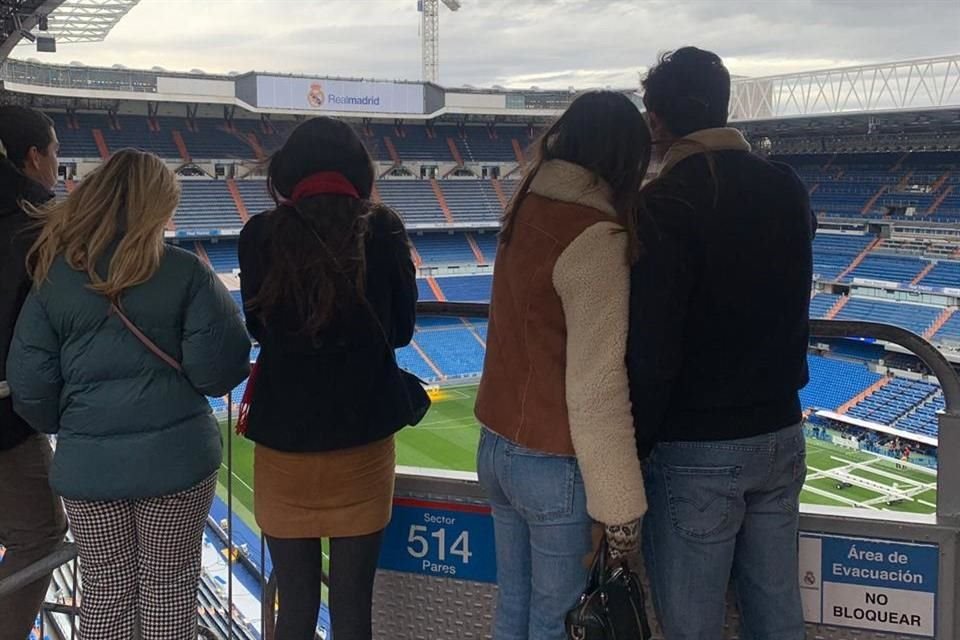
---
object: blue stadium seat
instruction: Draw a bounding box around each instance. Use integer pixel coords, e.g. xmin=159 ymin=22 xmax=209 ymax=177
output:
xmin=415 ymin=328 xmax=485 ymax=378
xmin=474 ymin=232 xmax=499 ymax=262
xmin=413 ymin=234 xmax=476 ymax=266
xmin=202 ymin=240 xmax=239 ymax=273
xmin=812 ymin=234 xmax=871 ymax=281
xmin=235 ymin=180 xmax=274 ymax=215
xmin=801 ymin=355 xmax=882 ymax=411
xmin=934 ymin=312 xmax=960 ymax=344
xmin=809 ymin=293 xmax=840 ymax=319
xmin=376 ymin=181 xmax=447 ymax=226
xmin=174 ymin=181 xmax=243 ymax=232
xmin=435 ymin=275 xmax=492 ymax=302
xmin=921 ymin=261 xmax=960 ymax=288
xmin=438 ymin=181 xmax=502 ymax=224
xmin=847 ymin=378 xmax=943 ymax=438
xmin=48 ymin=113 xmax=100 ymax=158
xmin=834 ymin=298 xmax=942 ymax=336
xmin=845 ymin=254 xmax=927 ymax=283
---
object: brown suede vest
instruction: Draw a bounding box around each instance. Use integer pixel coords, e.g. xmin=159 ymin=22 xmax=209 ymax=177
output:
xmin=475 ymin=193 xmax=610 ymax=455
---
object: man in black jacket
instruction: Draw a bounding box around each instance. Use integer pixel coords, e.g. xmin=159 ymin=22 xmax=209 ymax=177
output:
xmin=0 ymin=106 xmax=66 ymax=639
xmin=628 ymin=48 xmax=814 ymax=639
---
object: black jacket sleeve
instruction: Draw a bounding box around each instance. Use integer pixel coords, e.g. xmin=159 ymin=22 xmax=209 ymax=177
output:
xmin=238 ymin=214 xmax=267 ymax=342
xmin=380 ymin=209 xmax=418 ymax=348
xmin=627 ymin=193 xmax=698 ymax=457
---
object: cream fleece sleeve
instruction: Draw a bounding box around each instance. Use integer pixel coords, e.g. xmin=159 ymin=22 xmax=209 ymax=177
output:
xmin=553 ymin=221 xmax=647 ymax=525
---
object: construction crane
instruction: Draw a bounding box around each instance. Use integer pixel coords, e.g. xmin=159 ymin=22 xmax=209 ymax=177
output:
xmin=420 ymin=0 xmax=460 ymax=84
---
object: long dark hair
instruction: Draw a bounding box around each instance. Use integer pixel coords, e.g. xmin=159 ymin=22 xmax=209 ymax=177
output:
xmin=248 ymin=116 xmax=390 ymax=335
xmin=501 ymin=91 xmax=652 ymax=263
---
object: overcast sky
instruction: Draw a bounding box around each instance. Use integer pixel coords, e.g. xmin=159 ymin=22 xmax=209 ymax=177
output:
xmin=16 ymin=0 xmax=960 ymax=89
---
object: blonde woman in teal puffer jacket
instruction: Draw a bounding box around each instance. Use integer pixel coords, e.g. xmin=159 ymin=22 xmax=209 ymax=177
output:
xmin=8 ymin=149 xmax=250 ymax=640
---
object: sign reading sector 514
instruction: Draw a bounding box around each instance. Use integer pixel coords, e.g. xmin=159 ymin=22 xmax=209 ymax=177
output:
xmin=800 ymin=533 xmax=938 ymax=637
xmin=379 ymin=497 xmax=496 ymax=583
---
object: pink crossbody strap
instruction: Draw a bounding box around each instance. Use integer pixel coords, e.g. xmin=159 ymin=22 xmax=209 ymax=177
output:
xmin=110 ymin=303 xmax=182 ymax=373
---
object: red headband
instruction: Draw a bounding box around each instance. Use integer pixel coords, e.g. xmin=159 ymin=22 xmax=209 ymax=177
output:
xmin=283 ymin=171 xmax=360 ymax=205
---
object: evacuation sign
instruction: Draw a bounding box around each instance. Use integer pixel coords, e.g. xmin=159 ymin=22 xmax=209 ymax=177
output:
xmin=800 ymin=533 xmax=938 ymax=637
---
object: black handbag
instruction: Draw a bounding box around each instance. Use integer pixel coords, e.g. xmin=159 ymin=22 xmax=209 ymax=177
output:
xmin=566 ymin=540 xmax=652 ymax=640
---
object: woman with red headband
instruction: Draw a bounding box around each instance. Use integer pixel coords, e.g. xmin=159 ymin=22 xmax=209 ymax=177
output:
xmin=238 ymin=116 xmax=426 ymax=640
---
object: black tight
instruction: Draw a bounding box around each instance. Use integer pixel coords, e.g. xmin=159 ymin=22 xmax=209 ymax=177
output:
xmin=265 ymin=530 xmax=385 ymax=640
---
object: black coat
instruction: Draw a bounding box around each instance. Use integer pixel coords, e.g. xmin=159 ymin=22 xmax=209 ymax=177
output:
xmin=238 ymin=206 xmax=419 ymax=452
xmin=0 ymin=162 xmax=52 ymax=451
xmin=628 ymin=150 xmax=816 ymax=457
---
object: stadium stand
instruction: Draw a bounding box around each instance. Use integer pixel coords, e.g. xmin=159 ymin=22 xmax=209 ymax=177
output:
xmin=434 ymin=275 xmax=493 ymax=302
xmin=202 ymin=240 xmax=240 ymax=273
xmin=834 ymin=298 xmax=944 ymax=336
xmin=809 ymin=293 xmax=841 ymax=318
xmin=777 ymin=151 xmax=960 ymax=222
xmin=412 ymin=233 xmax=477 ymax=266
xmin=175 ymin=181 xmax=243 ymax=231
xmin=234 ymin=180 xmax=274 ymax=214
xmin=921 ymin=260 xmax=960 ymax=288
xmin=416 ymin=279 xmax=436 ymax=302
xmin=936 ymin=311 xmax=960 ymax=343
xmin=474 ymin=231 xmax=499 ymax=255
xmin=375 ymin=180 xmax=448 ymax=225
xmin=847 ymin=377 xmax=945 ymax=439
xmin=439 ymin=181 xmax=504 ymax=224
xmin=457 ymin=126 xmax=530 ymax=163
xmin=50 ymin=113 xmax=102 ymax=158
xmin=846 ymin=253 xmax=928 ymax=283
xmin=800 ymin=355 xmax=882 ymax=411
xmin=415 ymin=328 xmax=486 ymax=378
xmin=812 ymin=233 xmax=872 ymax=281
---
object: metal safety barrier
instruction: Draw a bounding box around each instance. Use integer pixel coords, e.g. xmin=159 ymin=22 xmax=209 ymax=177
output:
xmin=6 ymin=302 xmax=959 ymax=639
xmin=367 ymin=304 xmax=960 ymax=640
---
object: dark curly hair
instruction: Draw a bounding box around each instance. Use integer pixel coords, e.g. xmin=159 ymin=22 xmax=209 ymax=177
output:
xmin=642 ymin=47 xmax=731 ymax=137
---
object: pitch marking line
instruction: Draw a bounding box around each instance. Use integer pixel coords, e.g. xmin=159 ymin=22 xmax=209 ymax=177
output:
xmin=220 ymin=463 xmax=254 ymax=494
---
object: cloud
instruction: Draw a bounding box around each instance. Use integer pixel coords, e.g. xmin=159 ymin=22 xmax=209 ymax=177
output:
xmin=15 ymin=0 xmax=960 ymax=88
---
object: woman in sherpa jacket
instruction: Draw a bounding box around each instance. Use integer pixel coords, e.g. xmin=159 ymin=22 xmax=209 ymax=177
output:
xmin=474 ymin=90 xmax=652 ymax=640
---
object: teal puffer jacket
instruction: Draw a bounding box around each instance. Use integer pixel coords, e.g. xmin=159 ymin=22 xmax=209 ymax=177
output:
xmin=8 ymin=246 xmax=250 ymax=501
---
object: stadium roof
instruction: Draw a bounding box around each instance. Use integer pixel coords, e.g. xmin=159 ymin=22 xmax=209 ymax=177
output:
xmin=730 ymin=54 xmax=960 ymax=121
xmin=1 ymin=0 xmax=138 ymax=60
xmin=36 ymin=0 xmax=139 ymax=43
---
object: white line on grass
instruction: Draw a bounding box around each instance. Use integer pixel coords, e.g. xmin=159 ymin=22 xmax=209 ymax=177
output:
xmin=220 ymin=463 xmax=254 ymax=493
xmin=418 ymin=416 xmax=479 ymax=430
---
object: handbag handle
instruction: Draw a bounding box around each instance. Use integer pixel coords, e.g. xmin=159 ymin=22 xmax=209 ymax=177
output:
xmin=586 ymin=537 xmax=612 ymax=590
xmin=110 ymin=302 xmax=182 ymax=372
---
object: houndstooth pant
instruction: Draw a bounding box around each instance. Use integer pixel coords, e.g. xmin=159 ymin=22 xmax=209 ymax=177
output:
xmin=62 ymin=473 xmax=216 ymax=640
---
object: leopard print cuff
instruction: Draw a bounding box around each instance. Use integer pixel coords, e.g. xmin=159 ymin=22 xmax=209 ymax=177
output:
xmin=606 ymin=521 xmax=640 ymax=559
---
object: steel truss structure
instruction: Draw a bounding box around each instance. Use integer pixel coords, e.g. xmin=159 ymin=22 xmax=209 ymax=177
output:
xmin=730 ymin=54 xmax=960 ymax=122
xmin=40 ymin=0 xmax=139 ymax=42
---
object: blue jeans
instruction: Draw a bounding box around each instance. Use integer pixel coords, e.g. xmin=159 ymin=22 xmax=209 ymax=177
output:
xmin=477 ymin=428 xmax=592 ymax=640
xmin=642 ymin=423 xmax=807 ymax=640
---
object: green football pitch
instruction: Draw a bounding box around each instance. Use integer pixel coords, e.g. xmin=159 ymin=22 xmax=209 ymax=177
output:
xmin=217 ymin=384 xmax=938 ymax=528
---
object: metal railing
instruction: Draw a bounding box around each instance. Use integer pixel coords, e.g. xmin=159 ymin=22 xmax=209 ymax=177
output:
xmin=4 ymin=302 xmax=960 ymax=638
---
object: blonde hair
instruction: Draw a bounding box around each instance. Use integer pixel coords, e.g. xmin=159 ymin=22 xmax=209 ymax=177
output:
xmin=29 ymin=149 xmax=180 ymax=300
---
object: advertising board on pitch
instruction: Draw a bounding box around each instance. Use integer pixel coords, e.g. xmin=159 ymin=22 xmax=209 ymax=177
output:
xmin=253 ymin=75 xmax=425 ymax=114
xmin=800 ymin=533 xmax=938 ymax=637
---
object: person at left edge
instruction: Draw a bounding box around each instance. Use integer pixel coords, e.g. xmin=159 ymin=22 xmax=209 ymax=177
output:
xmin=8 ymin=149 xmax=250 ymax=640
